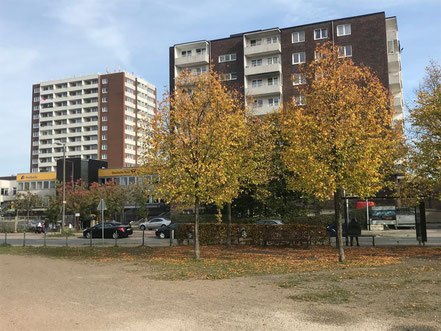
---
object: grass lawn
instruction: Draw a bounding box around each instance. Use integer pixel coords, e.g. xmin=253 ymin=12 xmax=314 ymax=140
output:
xmin=0 ymin=244 xmax=439 ymax=280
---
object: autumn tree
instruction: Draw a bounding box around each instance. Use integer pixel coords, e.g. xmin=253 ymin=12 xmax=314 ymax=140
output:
xmin=14 ymin=191 xmax=42 ymax=226
xmin=281 ymin=43 xmax=402 ymax=262
xmin=128 ymin=180 xmax=150 ymax=221
xmin=89 ymin=181 xmax=129 ymax=222
xmin=142 ymin=68 xmax=266 ymax=259
xmin=61 ymin=180 xmax=95 ymax=224
xmin=402 ymin=61 xmax=441 ymax=202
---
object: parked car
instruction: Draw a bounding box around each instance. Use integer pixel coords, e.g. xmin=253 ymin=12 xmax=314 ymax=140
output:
xmin=139 ymin=217 xmax=171 ymax=230
xmin=255 ymin=219 xmax=284 ymax=225
xmin=240 ymin=219 xmax=284 ymax=238
xmin=155 ymin=223 xmax=193 ymax=239
xmin=83 ymin=222 xmax=133 ymax=239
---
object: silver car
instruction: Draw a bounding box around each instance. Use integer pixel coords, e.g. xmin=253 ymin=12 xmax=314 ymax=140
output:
xmin=139 ymin=217 xmax=171 ymax=230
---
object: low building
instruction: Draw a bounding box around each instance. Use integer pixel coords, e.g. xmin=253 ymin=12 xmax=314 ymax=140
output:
xmin=0 ymin=176 xmax=17 ymax=211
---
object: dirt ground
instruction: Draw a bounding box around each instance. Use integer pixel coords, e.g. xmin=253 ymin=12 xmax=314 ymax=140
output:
xmin=0 ymin=254 xmax=440 ymax=331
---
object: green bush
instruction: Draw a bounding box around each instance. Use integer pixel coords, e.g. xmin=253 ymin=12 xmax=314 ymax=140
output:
xmin=176 ymin=223 xmax=329 ymax=247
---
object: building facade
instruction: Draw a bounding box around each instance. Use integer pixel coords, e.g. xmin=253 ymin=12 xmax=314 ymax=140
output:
xmin=169 ymin=12 xmax=403 ymax=121
xmin=0 ymin=176 xmax=17 ymax=209
xmin=30 ymin=72 xmax=156 ymax=173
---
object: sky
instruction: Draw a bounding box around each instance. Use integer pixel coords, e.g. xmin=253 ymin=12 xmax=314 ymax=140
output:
xmin=0 ymin=0 xmax=440 ymax=176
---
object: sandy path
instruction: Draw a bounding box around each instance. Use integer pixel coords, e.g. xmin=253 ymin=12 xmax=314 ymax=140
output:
xmin=0 ymin=254 xmax=412 ymax=331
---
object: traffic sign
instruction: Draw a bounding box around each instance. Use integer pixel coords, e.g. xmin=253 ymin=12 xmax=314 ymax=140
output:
xmin=97 ymin=199 xmax=107 ymax=212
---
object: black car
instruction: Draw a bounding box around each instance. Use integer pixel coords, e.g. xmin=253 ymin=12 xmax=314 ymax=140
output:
xmin=155 ymin=223 xmax=193 ymax=239
xmin=83 ymin=222 xmax=133 ymax=239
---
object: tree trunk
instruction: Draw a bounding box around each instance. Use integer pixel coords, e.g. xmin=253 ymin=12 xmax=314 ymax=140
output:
xmin=194 ymin=197 xmax=200 ymax=260
xmin=334 ymin=188 xmax=345 ymax=263
xmin=226 ymin=202 xmax=232 ymax=249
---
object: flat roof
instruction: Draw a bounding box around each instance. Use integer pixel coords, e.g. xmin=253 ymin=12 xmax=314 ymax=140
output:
xmin=172 ymin=11 xmax=386 ymax=46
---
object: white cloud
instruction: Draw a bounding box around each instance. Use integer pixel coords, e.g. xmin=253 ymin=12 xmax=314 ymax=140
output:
xmin=48 ymin=0 xmax=131 ymax=65
xmin=0 ymin=47 xmax=39 ymax=75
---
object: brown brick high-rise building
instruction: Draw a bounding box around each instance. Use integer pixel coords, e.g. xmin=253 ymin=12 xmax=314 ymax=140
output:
xmin=30 ymin=72 xmax=156 ymax=173
xmin=169 ymin=12 xmax=403 ymax=121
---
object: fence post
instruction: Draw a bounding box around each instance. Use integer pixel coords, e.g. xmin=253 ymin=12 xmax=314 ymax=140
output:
xmin=142 ymin=229 xmax=145 ymax=246
xmin=44 ymin=232 xmax=46 ymax=247
xmin=4 ymin=232 xmax=6 ymax=245
xmin=114 ymin=231 xmax=118 ymax=247
xmin=170 ymin=230 xmax=174 ymax=247
xmin=23 ymin=232 xmax=26 ymax=247
xmin=65 ymin=234 xmax=68 ymax=247
xmin=89 ymin=233 xmax=92 ymax=247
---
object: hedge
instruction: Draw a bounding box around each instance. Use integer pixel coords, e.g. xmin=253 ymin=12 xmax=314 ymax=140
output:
xmin=176 ymin=223 xmax=329 ymax=247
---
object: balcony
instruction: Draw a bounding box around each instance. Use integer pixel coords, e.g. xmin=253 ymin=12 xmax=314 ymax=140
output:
xmin=245 ymin=63 xmax=282 ymax=76
xmin=389 ymin=72 xmax=402 ymax=94
xmin=388 ymin=52 xmax=401 ymax=73
xmin=245 ymin=84 xmax=282 ymax=97
xmin=244 ymin=43 xmax=281 ymax=57
xmin=175 ymin=53 xmax=210 ymax=67
xmin=252 ymin=104 xmax=279 ymax=116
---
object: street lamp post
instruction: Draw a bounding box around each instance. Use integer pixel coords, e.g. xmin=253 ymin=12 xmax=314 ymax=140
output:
xmin=55 ymin=141 xmax=66 ymax=233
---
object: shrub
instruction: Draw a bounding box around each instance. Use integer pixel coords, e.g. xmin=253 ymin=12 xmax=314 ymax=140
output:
xmin=176 ymin=223 xmax=329 ymax=247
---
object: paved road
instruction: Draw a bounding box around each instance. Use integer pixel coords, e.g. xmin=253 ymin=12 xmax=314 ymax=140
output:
xmin=1 ymin=230 xmax=170 ymax=247
xmin=2 ymin=229 xmax=441 ymax=247
xmin=331 ymin=228 xmax=441 ymax=247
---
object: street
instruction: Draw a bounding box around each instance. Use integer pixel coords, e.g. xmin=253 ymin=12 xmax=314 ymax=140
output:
xmin=1 ymin=230 xmax=170 ymax=247
xmin=2 ymin=228 xmax=441 ymax=247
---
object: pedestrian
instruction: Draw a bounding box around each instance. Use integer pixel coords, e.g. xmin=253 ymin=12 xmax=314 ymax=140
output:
xmin=348 ymin=218 xmax=361 ymax=246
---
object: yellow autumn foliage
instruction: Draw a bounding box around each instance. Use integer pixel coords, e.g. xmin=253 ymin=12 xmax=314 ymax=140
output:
xmin=281 ymin=43 xmax=403 ymax=201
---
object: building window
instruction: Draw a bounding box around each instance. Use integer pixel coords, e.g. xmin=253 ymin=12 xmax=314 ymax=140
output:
xmin=292 ymin=73 xmax=306 ymax=85
xmin=219 ymin=53 xmax=237 ymax=63
xmin=267 ymin=77 xmax=279 ymax=86
xmin=102 ymin=144 xmax=108 ymax=150
xmin=102 ymin=116 xmax=108 ymax=121
xmin=34 ymin=88 xmax=40 ymax=93
xmin=267 ymin=56 xmax=280 ymax=65
xmin=314 ymin=51 xmax=324 ymax=61
xmin=102 ymin=78 xmax=108 ymax=84
xmin=292 ymin=31 xmax=305 ymax=43
xmin=337 ymin=24 xmax=351 ymax=36
xmin=33 ymin=97 xmax=40 ymax=102
xmin=253 ymin=99 xmax=263 ymax=108
xmin=102 ymin=135 xmax=107 ymax=140
xmin=314 ymin=28 xmax=328 ymax=40
xmin=33 ymin=123 xmax=39 ymax=128
xmin=338 ymin=45 xmax=352 ymax=58
xmin=220 ymin=73 xmax=237 ymax=81
xmin=33 ymin=105 xmax=39 ymax=111
xmin=268 ymin=98 xmax=279 ymax=107
xmin=181 ymin=50 xmax=192 ymax=57
xmin=249 ymin=39 xmax=262 ymax=47
xmin=295 ymin=94 xmax=306 ymax=106
xmin=251 ymin=59 xmax=263 ymax=67
xmin=251 ymin=79 xmax=263 ymax=88
xmin=102 ymin=125 xmax=108 ymax=131
xmin=292 ymin=52 xmax=306 ymax=64
xmin=102 ymin=154 xmax=107 ymax=160
xmin=195 ymin=48 xmax=206 ymax=55
xmin=102 ymin=88 xmax=108 ymax=93
xmin=266 ymin=36 xmax=278 ymax=44
xmin=102 ymin=97 xmax=107 ymax=103
xmin=102 ymin=106 xmax=108 ymax=112
xmin=33 ymin=132 xmax=39 ymax=137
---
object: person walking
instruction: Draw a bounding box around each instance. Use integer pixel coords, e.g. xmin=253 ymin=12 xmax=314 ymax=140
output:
xmin=348 ymin=218 xmax=361 ymax=246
